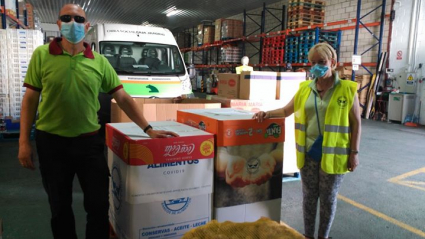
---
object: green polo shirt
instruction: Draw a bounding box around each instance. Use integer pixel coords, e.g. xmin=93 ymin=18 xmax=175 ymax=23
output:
xmin=305 ymin=74 xmax=341 ymax=151
xmin=24 ymin=38 xmax=122 ymax=137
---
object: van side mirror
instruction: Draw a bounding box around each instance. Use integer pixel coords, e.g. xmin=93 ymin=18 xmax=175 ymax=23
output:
xmin=187 ymin=64 xmax=196 ymax=79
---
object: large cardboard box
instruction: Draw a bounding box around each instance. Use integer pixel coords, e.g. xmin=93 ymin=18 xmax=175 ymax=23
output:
xmin=274 ymin=72 xmax=305 ymax=174
xmin=210 ymin=95 xmax=285 ymax=113
xmin=217 ymin=73 xmax=240 ymax=99
xmin=177 ymin=108 xmax=284 ymax=223
xmin=111 ymin=98 xmax=221 ymax=123
xmin=214 ymin=18 xmax=225 ymax=42
xmin=239 ymin=71 xmax=277 ymax=100
xmin=106 ymin=121 xmax=214 ymax=239
xmin=203 ymin=26 xmax=215 ymax=45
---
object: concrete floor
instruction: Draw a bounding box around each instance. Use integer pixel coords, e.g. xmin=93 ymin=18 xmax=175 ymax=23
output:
xmin=0 ymin=119 xmax=424 ymax=238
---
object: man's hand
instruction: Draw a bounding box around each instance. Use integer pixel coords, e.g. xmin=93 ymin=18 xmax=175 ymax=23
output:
xmin=18 ymin=142 xmax=35 ymax=170
xmin=146 ymin=129 xmax=179 ymax=138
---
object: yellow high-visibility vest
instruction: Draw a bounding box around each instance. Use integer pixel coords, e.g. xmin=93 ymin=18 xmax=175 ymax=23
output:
xmin=294 ymin=79 xmax=357 ymax=174
xmin=236 ymin=65 xmax=253 ymax=74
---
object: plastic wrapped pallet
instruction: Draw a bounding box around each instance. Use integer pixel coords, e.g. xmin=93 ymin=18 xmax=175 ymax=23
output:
xmin=220 ymin=45 xmax=241 ymax=63
xmin=221 ymin=19 xmax=243 ymax=40
xmin=203 ymin=26 xmax=215 ymax=45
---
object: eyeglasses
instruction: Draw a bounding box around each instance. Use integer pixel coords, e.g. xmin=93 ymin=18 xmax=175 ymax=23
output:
xmin=59 ymin=15 xmax=86 ymax=23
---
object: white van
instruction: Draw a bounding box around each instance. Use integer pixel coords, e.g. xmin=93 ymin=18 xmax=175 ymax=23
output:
xmin=86 ymin=24 xmax=193 ymax=98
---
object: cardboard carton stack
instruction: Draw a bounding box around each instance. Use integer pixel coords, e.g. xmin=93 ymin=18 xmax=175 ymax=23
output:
xmin=214 ymin=18 xmax=225 ymax=42
xmin=111 ymin=98 xmax=221 ymax=123
xmin=221 ymin=19 xmax=243 ymax=40
xmin=177 ymin=108 xmax=284 ymax=222
xmin=203 ymin=26 xmax=215 ymax=45
xmin=106 ymin=121 xmax=214 ymax=239
xmin=215 ymin=71 xmax=306 ymax=174
xmin=220 ymin=45 xmax=241 ymax=63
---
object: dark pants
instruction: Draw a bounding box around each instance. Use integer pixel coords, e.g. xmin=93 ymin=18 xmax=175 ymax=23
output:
xmin=36 ymin=130 xmax=110 ymax=239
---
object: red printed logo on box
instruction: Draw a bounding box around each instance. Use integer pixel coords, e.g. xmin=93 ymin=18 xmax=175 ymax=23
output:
xmin=229 ymin=79 xmax=236 ymax=87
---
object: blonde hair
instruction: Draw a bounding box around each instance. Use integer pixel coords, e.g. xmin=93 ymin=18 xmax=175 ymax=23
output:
xmin=307 ymin=42 xmax=337 ymax=70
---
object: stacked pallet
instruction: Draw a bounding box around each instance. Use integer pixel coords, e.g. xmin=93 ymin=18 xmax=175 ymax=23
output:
xmin=288 ymin=0 xmax=325 ymax=29
xmin=262 ymin=35 xmax=285 ymax=64
xmin=284 ymin=35 xmax=299 ymax=63
xmin=220 ymin=45 xmax=241 ymax=63
xmin=298 ymin=30 xmax=340 ymax=63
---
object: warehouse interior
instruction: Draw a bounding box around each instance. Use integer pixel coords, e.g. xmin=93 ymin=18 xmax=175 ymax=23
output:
xmin=0 ymin=0 xmax=425 ymax=239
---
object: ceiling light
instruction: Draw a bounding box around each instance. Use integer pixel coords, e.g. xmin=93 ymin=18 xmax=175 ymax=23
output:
xmin=165 ymin=6 xmax=180 ymax=17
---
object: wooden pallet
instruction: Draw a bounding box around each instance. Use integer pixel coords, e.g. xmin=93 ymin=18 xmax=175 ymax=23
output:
xmin=289 ymin=0 xmax=326 ymax=5
xmin=289 ymin=5 xmax=325 ymax=12
xmin=288 ymin=9 xmax=325 ymax=17
xmin=288 ymin=15 xmax=325 ymax=22
xmin=288 ymin=19 xmax=324 ymax=27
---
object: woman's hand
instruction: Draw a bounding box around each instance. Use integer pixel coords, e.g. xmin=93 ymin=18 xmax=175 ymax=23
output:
xmin=347 ymin=153 xmax=359 ymax=172
xmin=252 ymin=111 xmax=270 ymax=122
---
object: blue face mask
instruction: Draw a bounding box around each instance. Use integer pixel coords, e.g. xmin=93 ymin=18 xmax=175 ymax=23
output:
xmin=310 ymin=64 xmax=329 ymax=78
xmin=60 ymin=21 xmax=85 ymax=44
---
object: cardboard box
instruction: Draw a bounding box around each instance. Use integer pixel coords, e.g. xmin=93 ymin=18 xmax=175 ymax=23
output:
xmin=111 ymin=98 xmax=221 ymax=123
xmin=239 ymin=71 xmax=277 ymax=100
xmin=275 ymin=72 xmax=306 ymax=100
xmin=214 ymin=18 xmax=225 ymax=42
xmin=177 ymin=108 xmax=284 ymax=222
xmin=217 ymin=73 xmax=240 ymax=99
xmin=210 ymin=95 xmax=285 ymax=113
xmin=203 ymin=26 xmax=215 ymax=45
xmin=336 ymin=66 xmax=353 ymax=79
xmin=106 ymin=121 xmax=214 ymax=239
xmin=274 ymin=72 xmax=305 ymax=174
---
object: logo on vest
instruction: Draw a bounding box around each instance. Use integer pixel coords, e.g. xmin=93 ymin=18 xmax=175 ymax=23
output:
xmin=337 ymin=96 xmax=348 ymax=108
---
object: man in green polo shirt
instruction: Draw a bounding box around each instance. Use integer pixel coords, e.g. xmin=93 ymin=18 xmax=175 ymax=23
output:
xmin=17 ymin=4 xmax=178 ymax=239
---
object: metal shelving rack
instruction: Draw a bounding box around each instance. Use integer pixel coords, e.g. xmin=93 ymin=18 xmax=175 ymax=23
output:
xmin=179 ymin=2 xmax=390 ymax=72
xmin=0 ymin=0 xmax=28 ymax=29
xmin=351 ymin=0 xmax=387 ymax=81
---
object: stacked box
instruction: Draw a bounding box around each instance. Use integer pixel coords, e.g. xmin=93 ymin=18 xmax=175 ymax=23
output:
xmin=288 ymin=0 xmax=325 ymax=29
xmin=203 ymin=26 xmax=215 ymax=45
xmin=0 ymin=29 xmax=43 ymax=119
xmin=106 ymin=121 xmax=214 ymax=239
xmin=220 ymin=45 xmax=241 ymax=63
xmin=177 ymin=108 xmax=284 ymax=223
xmin=221 ymin=19 xmax=243 ymax=40
xmin=197 ymin=24 xmax=203 ymax=46
xmin=214 ymin=18 xmax=225 ymax=42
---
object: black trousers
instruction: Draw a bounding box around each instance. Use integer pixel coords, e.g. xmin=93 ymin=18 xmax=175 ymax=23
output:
xmin=36 ymin=130 xmax=110 ymax=239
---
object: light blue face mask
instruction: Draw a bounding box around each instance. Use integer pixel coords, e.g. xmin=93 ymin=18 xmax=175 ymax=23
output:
xmin=310 ymin=64 xmax=329 ymax=78
xmin=60 ymin=21 xmax=86 ymax=44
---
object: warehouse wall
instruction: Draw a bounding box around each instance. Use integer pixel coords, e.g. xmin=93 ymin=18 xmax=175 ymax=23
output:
xmin=229 ymin=0 xmax=391 ymax=75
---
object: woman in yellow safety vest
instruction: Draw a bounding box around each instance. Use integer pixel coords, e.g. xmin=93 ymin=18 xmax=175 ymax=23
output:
xmin=253 ymin=42 xmax=361 ymax=239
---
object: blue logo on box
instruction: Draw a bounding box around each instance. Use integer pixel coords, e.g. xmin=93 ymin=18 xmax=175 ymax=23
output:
xmin=111 ymin=164 xmax=122 ymax=212
xmin=162 ymin=198 xmax=191 ymax=215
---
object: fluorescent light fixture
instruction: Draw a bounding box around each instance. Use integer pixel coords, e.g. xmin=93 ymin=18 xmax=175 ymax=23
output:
xmin=165 ymin=6 xmax=180 ymax=17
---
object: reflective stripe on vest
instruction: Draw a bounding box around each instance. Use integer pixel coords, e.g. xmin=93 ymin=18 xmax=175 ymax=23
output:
xmin=322 ymin=146 xmax=350 ymax=155
xmin=324 ymin=125 xmax=351 ymax=133
xmin=295 ymin=123 xmax=306 ymax=131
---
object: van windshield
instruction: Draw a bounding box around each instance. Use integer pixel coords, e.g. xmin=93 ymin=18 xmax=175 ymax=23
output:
xmin=99 ymin=41 xmax=186 ymax=76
